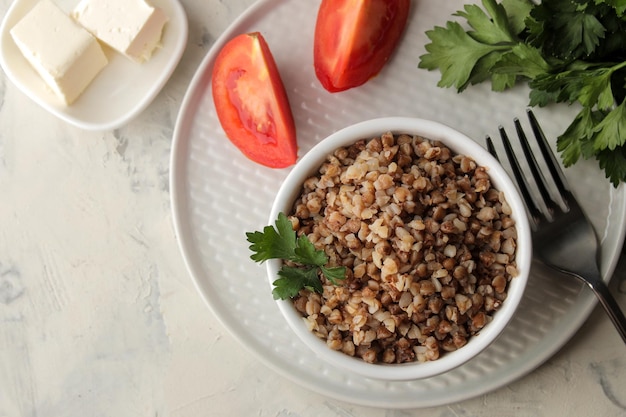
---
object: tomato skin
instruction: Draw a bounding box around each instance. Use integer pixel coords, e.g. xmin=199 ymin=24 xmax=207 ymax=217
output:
xmin=314 ymin=0 xmax=410 ymax=93
xmin=212 ymin=32 xmax=297 ymax=168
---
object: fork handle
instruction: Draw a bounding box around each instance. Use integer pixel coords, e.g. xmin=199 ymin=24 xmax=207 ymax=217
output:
xmin=576 ymin=274 xmax=626 ymax=344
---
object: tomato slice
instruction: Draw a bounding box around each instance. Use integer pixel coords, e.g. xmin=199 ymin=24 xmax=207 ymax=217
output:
xmin=212 ymin=32 xmax=297 ymax=168
xmin=314 ymin=0 xmax=410 ymax=92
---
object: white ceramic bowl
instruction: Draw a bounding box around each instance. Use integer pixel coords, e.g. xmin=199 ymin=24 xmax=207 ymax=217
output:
xmin=268 ymin=117 xmax=532 ymax=381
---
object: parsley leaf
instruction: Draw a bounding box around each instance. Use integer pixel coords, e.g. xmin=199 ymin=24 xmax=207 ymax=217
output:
xmin=418 ymin=0 xmax=626 ymax=186
xmin=419 ymin=21 xmax=505 ymax=91
xmin=272 ymin=266 xmax=323 ymax=300
xmin=527 ymin=0 xmax=607 ymax=59
xmin=246 ymin=212 xmax=346 ymax=300
xmin=293 ymin=234 xmax=327 ymax=266
xmin=529 ymin=63 xmax=622 ymax=109
xmin=246 ymin=212 xmax=297 ymax=262
xmin=320 ymin=266 xmax=347 ymax=285
xmin=556 ymin=107 xmax=602 ymax=165
xmin=597 ymin=144 xmax=626 ymax=187
xmin=491 ymin=43 xmax=551 ymax=80
xmin=592 ymin=100 xmax=626 ymax=151
xmin=457 ymin=0 xmax=516 ymax=44
xmin=501 ymin=0 xmax=534 ymax=35
xmin=419 ymin=0 xmax=518 ymax=91
xmin=598 ymin=0 xmax=626 ymax=16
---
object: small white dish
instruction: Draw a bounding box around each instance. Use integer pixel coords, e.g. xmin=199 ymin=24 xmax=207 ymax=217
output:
xmin=0 ymin=0 xmax=188 ymax=131
xmin=268 ymin=117 xmax=533 ymax=381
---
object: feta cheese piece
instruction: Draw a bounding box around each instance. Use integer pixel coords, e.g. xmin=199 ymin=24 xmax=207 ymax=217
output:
xmin=72 ymin=0 xmax=169 ymax=63
xmin=10 ymin=0 xmax=108 ymax=105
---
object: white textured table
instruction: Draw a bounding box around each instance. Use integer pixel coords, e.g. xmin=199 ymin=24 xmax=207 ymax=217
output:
xmin=0 ymin=0 xmax=625 ymax=416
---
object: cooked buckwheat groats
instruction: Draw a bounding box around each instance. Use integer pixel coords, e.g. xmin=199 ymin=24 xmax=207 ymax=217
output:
xmin=287 ymin=131 xmax=518 ymax=364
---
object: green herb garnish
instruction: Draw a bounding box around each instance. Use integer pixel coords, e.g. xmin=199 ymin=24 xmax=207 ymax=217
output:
xmin=246 ymin=212 xmax=346 ymax=300
xmin=418 ymin=0 xmax=626 ymax=186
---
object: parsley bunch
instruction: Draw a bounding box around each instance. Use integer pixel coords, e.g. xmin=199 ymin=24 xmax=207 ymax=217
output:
xmin=419 ymin=0 xmax=626 ymax=186
xmin=246 ymin=213 xmax=346 ymax=300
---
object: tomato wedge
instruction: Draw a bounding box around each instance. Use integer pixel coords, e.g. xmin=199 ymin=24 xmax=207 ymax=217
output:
xmin=212 ymin=32 xmax=297 ymax=168
xmin=314 ymin=0 xmax=410 ymax=93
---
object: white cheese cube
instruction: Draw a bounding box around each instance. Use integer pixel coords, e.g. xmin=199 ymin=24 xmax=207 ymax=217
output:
xmin=72 ymin=0 xmax=169 ymax=63
xmin=10 ymin=0 xmax=108 ymax=105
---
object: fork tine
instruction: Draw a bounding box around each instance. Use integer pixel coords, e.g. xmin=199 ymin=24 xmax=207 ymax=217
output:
xmin=526 ymin=109 xmax=571 ymax=209
xmin=491 ymin=127 xmax=543 ymax=224
xmin=486 ymin=135 xmax=500 ymax=162
xmin=514 ymin=118 xmax=560 ymax=216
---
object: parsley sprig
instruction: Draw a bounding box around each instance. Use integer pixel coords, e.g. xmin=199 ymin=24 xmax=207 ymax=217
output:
xmin=418 ymin=0 xmax=626 ymax=186
xmin=246 ymin=212 xmax=346 ymax=300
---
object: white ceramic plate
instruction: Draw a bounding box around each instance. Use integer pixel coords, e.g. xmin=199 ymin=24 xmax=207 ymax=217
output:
xmin=0 ymin=0 xmax=188 ymax=131
xmin=170 ymin=0 xmax=626 ymax=409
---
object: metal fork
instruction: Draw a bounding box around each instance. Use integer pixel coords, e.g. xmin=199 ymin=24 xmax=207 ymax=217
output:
xmin=486 ymin=109 xmax=626 ymax=344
